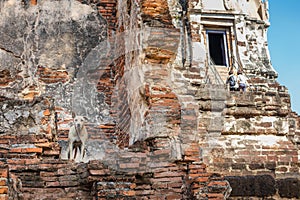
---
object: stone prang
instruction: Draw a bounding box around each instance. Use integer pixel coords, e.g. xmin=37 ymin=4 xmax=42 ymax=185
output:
xmin=0 ymin=0 xmax=299 ymax=199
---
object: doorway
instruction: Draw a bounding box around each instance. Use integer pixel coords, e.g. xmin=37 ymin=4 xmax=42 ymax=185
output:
xmin=207 ymin=30 xmax=229 ymax=66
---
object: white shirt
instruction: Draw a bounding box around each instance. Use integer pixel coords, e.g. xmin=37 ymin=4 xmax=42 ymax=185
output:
xmin=238 ymin=74 xmax=248 ymax=85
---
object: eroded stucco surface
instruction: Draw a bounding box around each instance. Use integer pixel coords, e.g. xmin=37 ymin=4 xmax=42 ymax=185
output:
xmin=0 ymin=0 xmax=299 ymax=199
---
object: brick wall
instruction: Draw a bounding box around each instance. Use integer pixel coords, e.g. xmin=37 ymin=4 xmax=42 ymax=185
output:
xmin=196 ymin=84 xmax=300 ymax=198
xmin=77 ymin=0 xmax=117 ymax=35
xmin=0 ymin=0 xmax=300 ymax=199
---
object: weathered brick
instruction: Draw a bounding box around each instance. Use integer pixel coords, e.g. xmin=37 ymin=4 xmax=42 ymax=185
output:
xmin=0 ymin=187 xmax=8 ymax=194
xmin=89 ymin=169 xmax=110 ymax=176
xmin=119 ymin=163 xmax=139 ymax=169
xmin=122 ymin=190 xmax=136 ymax=196
xmin=0 ymin=0 xmax=299 ymax=199
xmin=166 ymin=194 xmax=181 ymax=200
xmin=0 ymin=180 xmax=6 ymax=187
xmin=0 ymin=195 xmax=8 ymax=200
xmin=0 ymin=170 xmax=7 ymax=179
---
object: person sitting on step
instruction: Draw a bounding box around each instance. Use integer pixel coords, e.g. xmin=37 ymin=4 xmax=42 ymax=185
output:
xmin=226 ymin=70 xmax=238 ymax=91
xmin=237 ymin=70 xmax=249 ymax=92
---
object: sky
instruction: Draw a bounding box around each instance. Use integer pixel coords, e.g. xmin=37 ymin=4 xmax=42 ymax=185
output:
xmin=268 ymin=1 xmax=300 ymax=114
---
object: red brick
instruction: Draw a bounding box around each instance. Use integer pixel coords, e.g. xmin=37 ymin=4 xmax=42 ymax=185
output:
xmin=151 ymin=93 xmax=177 ymax=99
xmin=9 ymin=148 xmax=22 ymax=153
xmin=0 ymin=180 xmax=6 ymax=187
xmin=0 ymin=140 xmax=9 ymax=145
xmin=34 ymin=142 xmax=53 ymax=148
xmin=39 ymin=163 xmax=55 ymax=169
xmin=189 ymin=168 xmax=206 ymax=174
xmin=45 ymin=181 xmax=60 ymax=187
xmin=153 ymin=149 xmax=171 ymax=156
xmin=149 ymin=162 xmax=170 ymax=168
xmin=122 ymin=190 xmax=135 ymax=196
xmin=40 ymin=176 xmax=58 ymax=182
xmin=40 ymin=171 xmax=57 ymax=177
xmin=119 ymin=163 xmax=139 ymax=169
xmin=152 ymin=182 xmax=168 ymax=189
xmin=207 ymin=181 xmax=228 ymax=187
xmin=57 ymin=168 xmax=76 ymax=175
xmin=24 ymin=159 xmax=40 ymax=165
xmin=154 ymin=171 xmax=183 ymax=178
xmin=43 ymin=109 xmax=51 ymax=116
xmin=166 ymin=194 xmax=181 ymax=200
xmin=194 ymin=177 xmax=209 ymax=183
xmin=43 ymin=149 xmax=60 ymax=156
xmin=30 ymin=0 xmax=37 ymax=5
xmin=292 ymin=156 xmax=298 ymax=163
xmin=99 ymin=124 xmax=115 ymax=129
xmin=134 ymin=189 xmax=154 ymax=196
xmin=89 ymin=169 xmax=110 ymax=175
xmin=278 ymin=156 xmax=291 ymax=162
xmin=0 ymin=149 xmax=8 ymax=154
xmin=0 ymin=169 xmax=7 ymax=179
xmin=0 ymin=187 xmax=8 ymax=194
xmin=152 ymin=177 xmax=182 ymax=183
xmin=168 ymin=182 xmax=183 ymax=188
xmin=0 ymin=195 xmax=8 ymax=200
xmin=22 ymin=148 xmax=43 ymax=153
xmin=207 ymin=193 xmax=224 ymax=199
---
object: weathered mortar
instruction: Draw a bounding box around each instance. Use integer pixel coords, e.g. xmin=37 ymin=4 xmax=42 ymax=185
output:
xmin=0 ymin=0 xmax=300 ymax=199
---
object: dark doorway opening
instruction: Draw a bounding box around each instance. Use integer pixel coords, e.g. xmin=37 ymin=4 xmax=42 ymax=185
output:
xmin=207 ymin=31 xmax=228 ymax=66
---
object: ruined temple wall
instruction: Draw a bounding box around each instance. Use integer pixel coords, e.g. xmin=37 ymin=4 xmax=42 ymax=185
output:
xmin=196 ymin=88 xmax=300 ymax=198
xmin=187 ymin=1 xmax=300 ymax=198
xmin=188 ymin=0 xmax=275 ymax=82
xmin=0 ymin=1 xmax=116 ymax=198
xmin=120 ymin=0 xmax=185 ymax=146
xmin=0 ymin=0 xmax=299 ymax=199
xmin=197 ymin=87 xmax=300 ymax=172
xmin=0 ymin=0 xmax=122 ymax=161
xmin=201 ymin=0 xmax=268 ymax=20
xmin=115 ymin=0 xmax=300 ymax=198
xmin=0 ymin=0 xmax=230 ymax=199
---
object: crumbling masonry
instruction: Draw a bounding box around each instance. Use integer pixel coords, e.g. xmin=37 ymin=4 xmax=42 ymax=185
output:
xmin=0 ymin=0 xmax=299 ymax=199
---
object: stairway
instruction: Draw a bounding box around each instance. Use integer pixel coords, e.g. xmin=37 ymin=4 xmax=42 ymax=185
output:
xmin=214 ymin=66 xmax=229 ymax=84
xmin=206 ymin=64 xmax=228 ymax=86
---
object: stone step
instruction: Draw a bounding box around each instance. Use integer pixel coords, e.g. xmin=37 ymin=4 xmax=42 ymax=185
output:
xmin=195 ymin=85 xmax=228 ymax=101
xmin=214 ymin=66 xmax=229 ymax=84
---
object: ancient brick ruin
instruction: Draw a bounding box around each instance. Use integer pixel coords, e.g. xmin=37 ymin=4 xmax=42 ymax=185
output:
xmin=0 ymin=0 xmax=299 ymax=199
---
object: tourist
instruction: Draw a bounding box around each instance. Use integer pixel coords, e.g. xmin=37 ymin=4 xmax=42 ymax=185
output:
xmin=237 ymin=70 xmax=248 ymax=92
xmin=226 ymin=70 xmax=238 ymax=91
